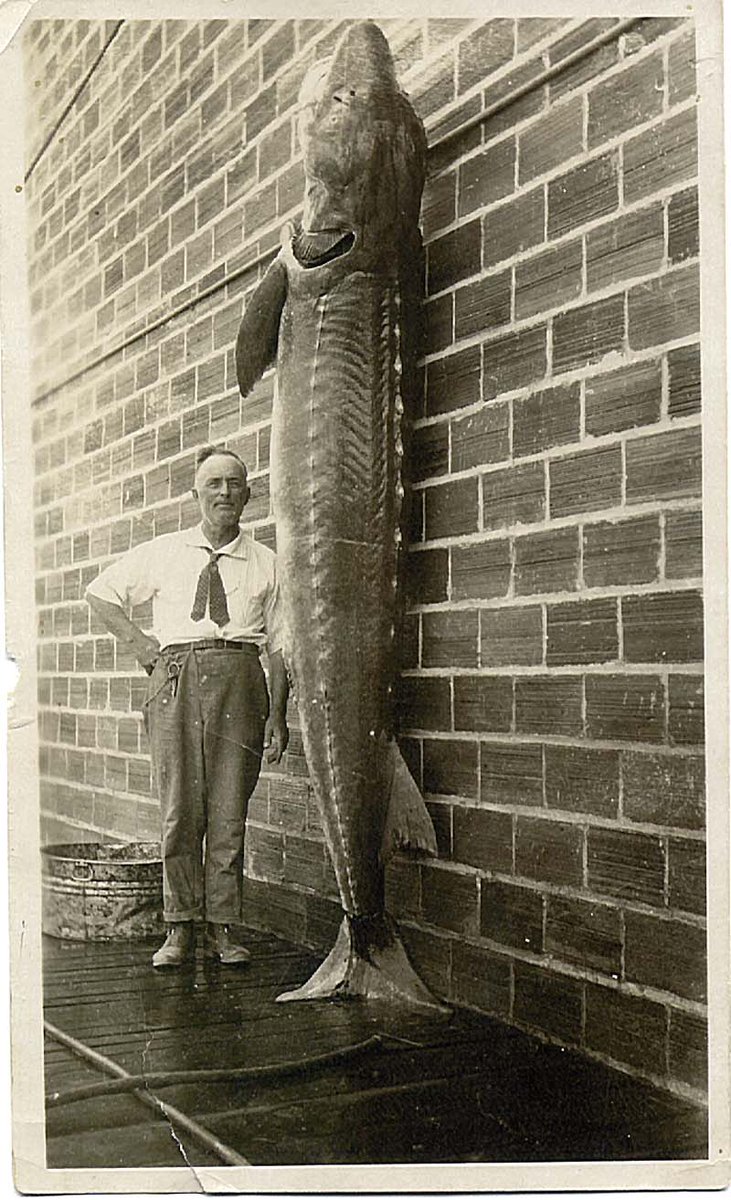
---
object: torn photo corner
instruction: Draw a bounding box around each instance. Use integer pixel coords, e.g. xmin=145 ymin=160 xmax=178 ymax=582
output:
xmin=1 ymin=0 xmax=729 ymax=1195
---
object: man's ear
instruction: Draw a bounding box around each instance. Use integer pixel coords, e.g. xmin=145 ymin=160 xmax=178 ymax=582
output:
xmin=191 ymin=487 xmax=199 ymax=501
xmin=242 ymin=484 xmax=251 ymax=507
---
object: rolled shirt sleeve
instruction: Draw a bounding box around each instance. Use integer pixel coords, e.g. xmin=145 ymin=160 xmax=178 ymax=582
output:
xmin=85 ymin=541 xmax=159 ymax=610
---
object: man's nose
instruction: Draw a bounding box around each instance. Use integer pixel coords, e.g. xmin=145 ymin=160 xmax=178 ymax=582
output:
xmin=219 ymin=481 xmax=232 ymax=496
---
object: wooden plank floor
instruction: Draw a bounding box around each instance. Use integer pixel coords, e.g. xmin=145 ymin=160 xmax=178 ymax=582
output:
xmin=43 ymin=927 xmax=708 ymax=1168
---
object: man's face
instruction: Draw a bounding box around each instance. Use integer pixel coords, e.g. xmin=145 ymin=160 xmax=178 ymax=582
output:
xmin=193 ymin=454 xmax=249 ymax=532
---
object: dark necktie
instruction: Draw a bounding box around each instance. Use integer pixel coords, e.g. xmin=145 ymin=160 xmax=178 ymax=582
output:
xmin=190 ymin=549 xmax=230 ymax=626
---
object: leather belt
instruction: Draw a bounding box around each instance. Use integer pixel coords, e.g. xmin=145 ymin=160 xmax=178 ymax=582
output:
xmin=161 ymin=639 xmax=259 ymax=655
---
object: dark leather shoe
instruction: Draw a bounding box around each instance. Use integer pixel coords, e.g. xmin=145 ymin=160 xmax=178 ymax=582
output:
xmin=152 ymin=923 xmax=196 ymax=967
xmin=205 ymin=924 xmax=250 ymax=965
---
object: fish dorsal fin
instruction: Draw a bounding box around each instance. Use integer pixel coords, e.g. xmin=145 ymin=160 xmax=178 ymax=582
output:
xmin=380 ymin=737 xmax=438 ymax=863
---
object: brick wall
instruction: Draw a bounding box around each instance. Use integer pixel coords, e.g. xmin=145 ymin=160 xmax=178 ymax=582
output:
xmin=25 ymin=17 xmax=705 ymax=1101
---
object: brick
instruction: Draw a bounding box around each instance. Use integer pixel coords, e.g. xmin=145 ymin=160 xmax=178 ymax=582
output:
xmin=412 ymin=51 xmax=455 ymax=121
xmin=549 ymin=445 xmax=622 ymax=518
xmin=482 ymin=325 xmax=547 ymax=400
xmin=549 ymin=22 xmax=619 ymax=99
xmin=622 ymin=590 xmax=704 ymax=663
xmin=625 ymin=911 xmax=706 ymax=1002
xmin=668 ymin=343 xmax=701 ymax=417
xmin=585 ymin=360 xmax=662 ymax=436
xmin=515 ymin=677 xmax=582 ymax=737
xmin=451 ymin=404 xmax=509 ymax=472
xmin=421 ymin=172 xmax=456 ymax=241
xmin=451 ymin=540 xmax=511 ymax=601
xmin=427 ymin=221 xmax=481 ymax=294
xmin=585 ymin=985 xmax=667 ymax=1075
xmin=668 ymin=30 xmax=697 ymax=106
xmin=623 ymin=109 xmax=697 ymax=204
xmin=246 ymin=84 xmax=276 ymax=141
xmin=626 ymin=427 xmax=702 ymax=504
xmin=457 ymin=19 xmax=514 ymax=92
xmin=422 ymin=297 xmax=451 ymax=357
xmin=518 ymin=17 xmax=568 ymax=51
xmin=481 ymin=879 xmax=543 ymax=951
xmin=668 ymin=187 xmax=699 ymax=264
xmin=548 ymin=152 xmax=619 ymax=239
xmin=547 ymin=598 xmax=618 ymax=665
xmin=422 ymin=610 xmax=479 ymax=668
xmin=624 ymin=16 xmax=684 ymax=50
xmin=405 ymin=548 xmax=448 ymax=605
xmin=481 ymin=606 xmax=543 ymax=667
xmin=585 ymin=675 xmax=665 ymax=743
xmin=513 ymin=961 xmax=583 ymax=1043
xmin=586 ymin=206 xmax=664 ymax=293
xmin=423 ymin=738 xmax=478 ymax=798
xmin=546 ymin=897 xmax=621 ymax=975
xmin=622 ymin=751 xmax=705 ymax=829
xmin=482 ymin=187 xmax=544 ymax=270
xmin=515 ymin=240 xmax=583 ymax=321
xmin=668 ymin=1010 xmax=707 ymax=1092
xmin=482 ymin=461 xmax=545 ymax=531
xmin=668 ymin=837 xmax=706 ymax=915
xmin=588 ymin=827 xmax=665 ymax=904
xmin=553 ymin=295 xmax=625 ymax=375
xmin=513 ymin=382 xmax=580 ymax=458
xmin=458 ymin=138 xmax=515 ymax=218
xmin=451 ymin=941 xmax=511 ymax=1018
xmin=514 ymin=527 xmax=579 ymax=596
xmin=665 ymin=510 xmax=703 ymax=579
xmin=421 ymin=864 xmax=478 ymax=935
xmin=424 ymin=478 xmax=479 ymax=539
xmin=454 ymin=271 xmax=511 ymax=340
xmin=454 ymin=675 xmax=513 ymax=733
xmin=519 ymin=98 xmax=583 ymax=185
xmin=545 ymin=745 xmax=619 ymax=818
xmin=516 ymin=815 xmax=583 ymax=887
xmin=588 ymin=51 xmax=664 ymax=148
xmin=580 ymin=516 xmax=662 ymax=590
xmin=668 ymin=673 xmax=704 ymax=745
xmin=412 ymin=422 xmax=449 ymax=482
xmin=397 ymin=675 xmax=451 ymax=731
xmin=426 ymin=346 xmax=480 ymax=417
xmin=453 ymin=806 xmax=513 ymax=873
xmin=385 ymin=854 xmax=422 ymax=920
xmin=628 ymin=265 xmax=700 ymax=350
xmin=481 ymin=742 xmax=543 ymax=807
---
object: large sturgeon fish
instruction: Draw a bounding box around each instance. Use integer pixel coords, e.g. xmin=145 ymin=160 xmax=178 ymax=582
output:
xmin=236 ymin=21 xmax=445 ymax=1009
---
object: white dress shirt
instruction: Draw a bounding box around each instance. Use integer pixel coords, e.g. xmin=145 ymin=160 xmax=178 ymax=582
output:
xmin=86 ymin=523 xmax=284 ymax=654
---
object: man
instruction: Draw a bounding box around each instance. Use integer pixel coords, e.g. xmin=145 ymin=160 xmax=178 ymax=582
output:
xmin=86 ymin=446 xmax=289 ymax=967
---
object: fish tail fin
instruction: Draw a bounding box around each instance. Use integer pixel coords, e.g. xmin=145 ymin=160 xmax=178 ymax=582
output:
xmin=380 ymin=737 xmax=437 ymax=863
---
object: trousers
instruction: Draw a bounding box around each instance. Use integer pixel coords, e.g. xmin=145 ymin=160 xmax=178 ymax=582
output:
xmin=144 ymin=644 xmax=268 ymax=923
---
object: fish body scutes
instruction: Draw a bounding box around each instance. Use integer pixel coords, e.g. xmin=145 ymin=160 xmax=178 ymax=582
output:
xmin=272 ymin=251 xmax=404 ymax=916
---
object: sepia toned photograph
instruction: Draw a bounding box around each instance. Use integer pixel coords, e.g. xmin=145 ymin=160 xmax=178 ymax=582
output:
xmin=2 ymin=1 xmax=729 ymax=1192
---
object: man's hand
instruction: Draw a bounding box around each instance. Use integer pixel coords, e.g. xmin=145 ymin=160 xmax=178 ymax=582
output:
xmin=263 ymin=714 xmax=289 ymax=764
xmin=132 ymin=632 xmax=161 ymax=673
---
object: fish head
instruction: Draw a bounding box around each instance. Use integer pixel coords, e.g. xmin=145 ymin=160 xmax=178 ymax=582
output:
xmin=297 ymin=21 xmax=426 ymax=264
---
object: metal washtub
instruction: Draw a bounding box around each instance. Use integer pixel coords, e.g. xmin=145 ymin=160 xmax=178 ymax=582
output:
xmin=41 ymin=842 xmax=164 ymax=940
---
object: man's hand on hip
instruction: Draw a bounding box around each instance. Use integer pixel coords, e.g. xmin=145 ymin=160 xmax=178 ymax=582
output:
xmin=263 ymin=715 xmax=289 ymax=764
xmin=133 ymin=632 xmax=162 ymax=673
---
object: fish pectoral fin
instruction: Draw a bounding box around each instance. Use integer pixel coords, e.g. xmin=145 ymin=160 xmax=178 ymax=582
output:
xmin=380 ymin=739 xmax=438 ymax=862
xmin=235 ymin=255 xmax=288 ymax=397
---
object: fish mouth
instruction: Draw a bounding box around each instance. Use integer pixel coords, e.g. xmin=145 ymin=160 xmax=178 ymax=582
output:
xmin=293 ymin=226 xmax=356 ymax=269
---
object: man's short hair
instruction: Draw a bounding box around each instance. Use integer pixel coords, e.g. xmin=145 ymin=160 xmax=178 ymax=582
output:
xmin=194 ymin=445 xmax=248 ymax=476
